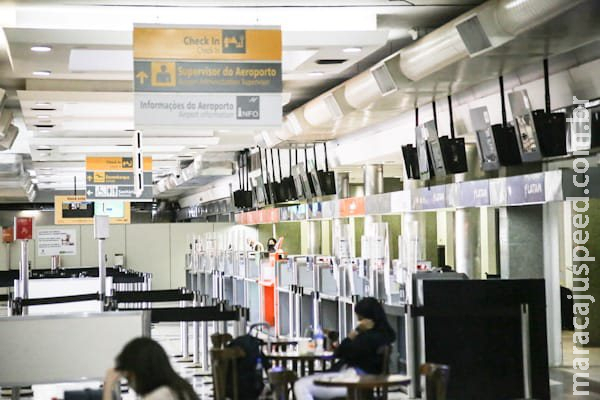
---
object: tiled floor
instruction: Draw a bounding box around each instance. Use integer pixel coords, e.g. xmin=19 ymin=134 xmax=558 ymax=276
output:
xmin=3 ymin=313 xmax=600 ymax=399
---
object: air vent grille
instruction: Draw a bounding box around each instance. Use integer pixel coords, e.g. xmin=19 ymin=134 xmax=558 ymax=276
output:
xmin=324 ymin=94 xmax=343 ymax=119
xmin=456 ymin=15 xmax=492 ymax=55
xmin=371 ymin=64 xmax=397 ymax=96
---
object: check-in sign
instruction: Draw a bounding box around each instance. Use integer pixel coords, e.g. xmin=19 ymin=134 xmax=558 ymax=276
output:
xmin=133 ymin=25 xmax=282 ymax=128
xmin=86 ymin=157 xmax=153 ymax=201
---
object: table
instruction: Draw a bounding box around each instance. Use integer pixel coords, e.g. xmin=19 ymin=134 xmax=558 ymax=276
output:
xmin=265 ymin=351 xmax=336 ymax=376
xmin=314 ymin=374 xmax=411 ymax=400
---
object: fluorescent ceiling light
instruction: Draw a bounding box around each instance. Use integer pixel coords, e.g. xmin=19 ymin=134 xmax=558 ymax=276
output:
xmin=36 ymin=115 xmax=50 ymax=119
xmin=282 ymin=50 xmax=318 ymax=73
xmin=31 ymin=45 xmax=52 ymax=52
xmin=343 ymin=47 xmax=362 ymax=53
xmin=55 ymin=145 xmax=186 ymax=153
xmin=69 ymin=49 xmax=133 ymax=72
xmin=38 ymin=129 xmax=51 ymax=133
xmin=62 ymin=102 xmax=134 ymax=118
xmin=32 ymin=70 xmax=51 ymax=76
xmin=309 ymin=71 xmax=324 ymax=77
xmin=35 ymin=102 xmax=51 ymax=107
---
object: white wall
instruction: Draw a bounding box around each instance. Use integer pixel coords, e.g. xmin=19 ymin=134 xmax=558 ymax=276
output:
xmin=2 ymin=222 xmax=257 ymax=290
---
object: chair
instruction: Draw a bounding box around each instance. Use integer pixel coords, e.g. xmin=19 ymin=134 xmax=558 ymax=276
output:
xmin=268 ymin=370 xmax=298 ymax=400
xmin=211 ymin=333 xmax=233 ymax=349
xmin=374 ymin=345 xmax=392 ymax=400
xmin=419 ymin=363 xmax=450 ymax=400
xmin=210 ymin=347 xmax=246 ymax=400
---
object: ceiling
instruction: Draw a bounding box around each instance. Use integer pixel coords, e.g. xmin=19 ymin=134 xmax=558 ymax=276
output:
xmin=0 ymin=0 xmax=482 ymax=196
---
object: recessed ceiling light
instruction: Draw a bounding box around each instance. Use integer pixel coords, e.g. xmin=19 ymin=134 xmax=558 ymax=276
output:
xmin=32 ymin=70 xmax=51 ymax=77
xmin=34 ymin=102 xmax=51 ymax=107
xmin=38 ymin=129 xmax=51 ymax=133
xmin=31 ymin=46 xmax=52 ymax=53
xmin=309 ymin=71 xmax=324 ymax=77
xmin=343 ymin=47 xmax=362 ymax=53
xmin=36 ymin=115 xmax=50 ymax=119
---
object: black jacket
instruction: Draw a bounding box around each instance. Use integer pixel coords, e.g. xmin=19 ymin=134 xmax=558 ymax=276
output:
xmin=332 ymin=329 xmax=392 ymax=374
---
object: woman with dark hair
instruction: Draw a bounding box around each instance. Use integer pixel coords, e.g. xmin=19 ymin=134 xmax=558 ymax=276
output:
xmin=103 ymin=337 xmax=198 ymax=400
xmin=294 ymin=297 xmax=396 ymax=400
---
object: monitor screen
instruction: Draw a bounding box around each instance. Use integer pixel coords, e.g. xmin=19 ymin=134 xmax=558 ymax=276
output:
xmin=94 ymin=200 xmax=125 ymax=218
xmin=62 ymin=201 xmax=95 ymax=218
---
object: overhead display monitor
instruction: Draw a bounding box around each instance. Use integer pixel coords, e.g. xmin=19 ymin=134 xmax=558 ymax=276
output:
xmin=94 ymin=200 xmax=125 ymax=219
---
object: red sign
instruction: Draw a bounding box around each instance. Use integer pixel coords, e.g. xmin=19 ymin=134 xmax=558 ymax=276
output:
xmin=2 ymin=227 xmax=14 ymax=243
xmin=14 ymin=217 xmax=33 ymax=240
xmin=339 ymin=197 xmax=366 ymax=217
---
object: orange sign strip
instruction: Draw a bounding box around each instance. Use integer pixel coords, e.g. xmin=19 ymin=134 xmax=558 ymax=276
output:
xmin=134 ymin=27 xmax=282 ymax=61
xmin=339 ymin=197 xmax=366 ymax=217
xmin=86 ymin=157 xmax=152 ymax=171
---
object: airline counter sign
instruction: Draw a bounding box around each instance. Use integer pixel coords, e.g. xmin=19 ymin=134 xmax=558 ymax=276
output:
xmin=133 ymin=25 xmax=282 ymax=128
xmin=86 ymin=157 xmax=153 ymax=201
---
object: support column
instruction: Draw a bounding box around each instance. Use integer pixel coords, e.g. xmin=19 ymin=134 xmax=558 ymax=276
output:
xmin=307 ymin=221 xmax=321 ymax=255
xmin=332 ymin=172 xmax=350 ymax=258
xmin=454 ymin=144 xmax=483 ymax=279
xmin=363 ymin=165 xmax=384 ymax=236
xmin=543 ymin=202 xmax=563 ymax=367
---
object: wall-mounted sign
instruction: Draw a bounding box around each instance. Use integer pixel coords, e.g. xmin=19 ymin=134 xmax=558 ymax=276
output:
xmin=85 ymin=156 xmax=153 ymax=201
xmin=457 ymin=180 xmax=490 ymax=208
xmin=14 ymin=217 xmax=33 ymax=240
xmin=134 ymin=25 xmax=282 ymax=128
xmin=339 ymin=197 xmax=365 ymax=217
xmin=412 ymin=186 xmax=447 ymax=210
xmin=54 ymin=196 xmax=131 ymax=225
xmin=2 ymin=227 xmax=14 ymax=244
xmin=506 ymin=173 xmax=546 ymax=205
xmin=37 ymin=228 xmax=77 ymax=257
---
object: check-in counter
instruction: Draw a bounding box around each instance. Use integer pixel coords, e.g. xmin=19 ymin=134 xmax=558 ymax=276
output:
xmin=222 ymin=250 xmax=235 ymax=305
xmin=275 ymin=256 xmax=296 ymax=337
xmin=233 ymin=251 xmax=247 ymax=309
xmin=314 ymin=256 xmax=339 ymax=333
xmin=245 ymin=251 xmax=263 ymax=323
xmin=294 ymin=256 xmax=318 ymax=336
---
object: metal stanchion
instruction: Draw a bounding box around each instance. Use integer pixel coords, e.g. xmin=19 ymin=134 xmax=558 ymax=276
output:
xmin=19 ymin=240 xmax=29 ymax=316
xmin=192 ymin=292 xmax=201 ymax=367
xmin=406 ymin=305 xmax=418 ymax=399
xmin=177 ymin=298 xmax=191 ymax=361
xmin=521 ymin=303 xmax=532 ymax=399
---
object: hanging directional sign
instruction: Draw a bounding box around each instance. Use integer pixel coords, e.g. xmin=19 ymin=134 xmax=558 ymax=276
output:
xmin=85 ymin=156 xmax=153 ymax=201
xmin=133 ymin=25 xmax=282 ymax=128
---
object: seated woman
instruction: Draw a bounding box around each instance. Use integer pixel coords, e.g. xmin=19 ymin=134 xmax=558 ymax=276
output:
xmin=103 ymin=337 xmax=199 ymax=400
xmin=294 ymin=297 xmax=396 ymax=400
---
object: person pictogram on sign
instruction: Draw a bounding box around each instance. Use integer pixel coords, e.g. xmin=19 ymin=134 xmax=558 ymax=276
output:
xmin=156 ymin=64 xmax=172 ymax=83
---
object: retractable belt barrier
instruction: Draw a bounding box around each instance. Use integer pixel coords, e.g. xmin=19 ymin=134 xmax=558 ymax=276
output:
xmin=113 ymin=289 xmax=194 ymax=303
xmin=11 ymin=292 xmax=103 ymax=315
xmin=0 ymin=271 xmax=19 ymax=288
xmin=18 ymin=293 xmax=101 ymax=306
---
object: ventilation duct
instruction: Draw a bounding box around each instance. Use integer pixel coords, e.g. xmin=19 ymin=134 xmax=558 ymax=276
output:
xmin=0 ymin=124 xmax=18 ymax=151
xmin=279 ymin=0 xmax=584 ymax=142
xmin=0 ymin=155 xmax=37 ymax=202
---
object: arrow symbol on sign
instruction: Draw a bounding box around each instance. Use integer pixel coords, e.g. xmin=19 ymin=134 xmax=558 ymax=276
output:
xmin=136 ymin=71 xmax=149 ymax=85
xmin=87 ymin=190 xmax=93 ymax=196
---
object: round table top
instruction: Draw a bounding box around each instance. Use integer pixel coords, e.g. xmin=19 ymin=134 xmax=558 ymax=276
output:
xmin=265 ymin=351 xmax=335 ymax=361
xmin=314 ymin=374 xmax=411 ymax=388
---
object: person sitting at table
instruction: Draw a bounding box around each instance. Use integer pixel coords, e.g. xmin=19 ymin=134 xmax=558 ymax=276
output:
xmin=103 ymin=337 xmax=199 ymax=400
xmin=294 ymin=297 xmax=396 ymax=400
